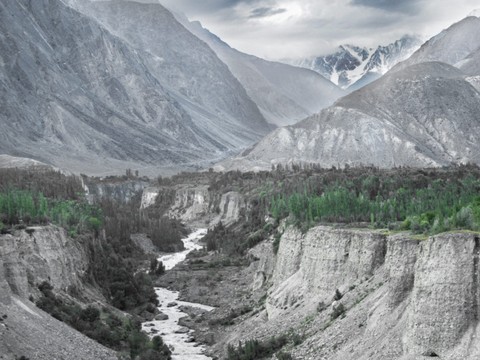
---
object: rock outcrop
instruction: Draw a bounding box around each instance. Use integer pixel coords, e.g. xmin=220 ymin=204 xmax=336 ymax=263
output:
xmin=405 ymin=233 xmax=480 ymax=356
xmin=0 ymin=256 xmax=11 ymax=305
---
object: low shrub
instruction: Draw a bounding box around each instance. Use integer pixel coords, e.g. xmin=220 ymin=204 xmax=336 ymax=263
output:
xmin=330 ymin=303 xmax=346 ymax=321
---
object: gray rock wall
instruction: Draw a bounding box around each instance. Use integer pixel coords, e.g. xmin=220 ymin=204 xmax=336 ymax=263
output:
xmin=0 ymin=225 xmax=117 ymax=359
xmin=267 ymin=226 xmax=387 ymax=318
xmin=0 ymin=226 xmax=87 ymax=299
xmin=405 ymin=233 xmax=480 ymax=356
xmin=0 ymin=256 xmax=11 ymax=305
xmin=159 ymin=185 xmax=246 ymax=228
xmin=385 ymin=234 xmax=420 ymax=308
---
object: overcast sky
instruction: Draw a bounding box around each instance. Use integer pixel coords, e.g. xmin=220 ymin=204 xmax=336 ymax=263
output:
xmin=158 ymin=0 xmax=480 ymax=60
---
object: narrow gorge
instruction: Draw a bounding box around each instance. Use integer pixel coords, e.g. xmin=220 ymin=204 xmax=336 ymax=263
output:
xmin=132 ymin=168 xmax=480 ymax=360
xmin=2 ymin=167 xmax=480 ymax=360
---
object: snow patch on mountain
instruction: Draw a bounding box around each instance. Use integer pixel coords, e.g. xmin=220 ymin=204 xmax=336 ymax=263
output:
xmin=288 ymin=36 xmax=422 ymax=90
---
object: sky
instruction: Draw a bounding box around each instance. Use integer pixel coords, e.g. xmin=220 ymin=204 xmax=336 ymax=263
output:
xmin=158 ymin=0 xmax=480 ymax=60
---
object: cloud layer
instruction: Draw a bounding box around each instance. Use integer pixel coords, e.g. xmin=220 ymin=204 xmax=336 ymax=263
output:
xmin=159 ymin=0 xmax=479 ymax=60
xmin=350 ymin=0 xmax=421 ymax=14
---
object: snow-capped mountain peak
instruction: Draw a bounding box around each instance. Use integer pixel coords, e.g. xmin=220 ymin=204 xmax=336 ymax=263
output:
xmin=288 ymin=35 xmax=422 ymax=90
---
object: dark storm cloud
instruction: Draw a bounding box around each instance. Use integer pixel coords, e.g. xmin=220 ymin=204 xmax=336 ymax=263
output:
xmin=350 ymin=0 xmax=421 ymax=14
xmin=165 ymin=0 xmax=268 ymax=14
xmin=249 ymin=7 xmax=287 ymax=18
xmin=202 ymin=0 xmax=256 ymax=10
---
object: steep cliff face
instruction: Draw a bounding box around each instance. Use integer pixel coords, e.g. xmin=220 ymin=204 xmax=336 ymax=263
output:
xmin=384 ymin=234 xmax=419 ymax=309
xmin=147 ymin=184 xmax=246 ymax=228
xmin=225 ymin=226 xmax=480 ymax=359
xmin=267 ymin=226 xmax=387 ymax=319
xmin=141 ymin=187 xmax=160 ymax=209
xmin=405 ymin=233 xmax=480 ymax=357
xmin=83 ymin=176 xmax=247 ymax=226
xmin=168 ymin=185 xmax=211 ymax=223
xmin=0 ymin=226 xmax=88 ymax=299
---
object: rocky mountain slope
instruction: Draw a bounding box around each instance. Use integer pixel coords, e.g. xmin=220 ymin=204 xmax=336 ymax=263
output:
xmin=177 ymin=17 xmax=344 ymax=127
xmin=69 ymin=0 xmax=271 ymax=141
xmin=217 ymin=61 xmax=480 ymax=170
xmin=459 ymin=47 xmax=480 ymax=76
xmin=0 ymin=0 xmax=270 ymax=175
xmin=399 ymin=15 xmax=480 ymax=70
xmin=290 ymin=36 xmax=422 ymax=90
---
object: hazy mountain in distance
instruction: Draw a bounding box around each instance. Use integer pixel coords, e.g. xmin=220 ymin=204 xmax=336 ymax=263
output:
xmin=217 ymin=62 xmax=480 ymax=171
xmin=458 ymin=47 xmax=480 ymax=76
xmin=175 ymin=16 xmax=344 ymax=127
xmin=290 ymin=36 xmax=422 ymax=90
xmin=0 ymin=0 xmax=271 ymax=175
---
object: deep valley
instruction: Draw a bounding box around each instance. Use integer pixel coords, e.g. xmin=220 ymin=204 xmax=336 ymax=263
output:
xmin=3 ymin=166 xmax=480 ymax=359
xmin=2 ymin=0 xmax=480 ymax=359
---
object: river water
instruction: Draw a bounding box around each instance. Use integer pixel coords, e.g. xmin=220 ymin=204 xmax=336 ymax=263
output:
xmin=141 ymin=229 xmax=214 ymax=360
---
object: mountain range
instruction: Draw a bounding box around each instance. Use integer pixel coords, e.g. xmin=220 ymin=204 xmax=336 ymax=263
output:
xmin=0 ymin=0 xmax=345 ymax=175
xmin=289 ymin=35 xmax=422 ymax=90
xmin=177 ymin=17 xmax=344 ymax=127
xmin=218 ymin=15 xmax=480 ymax=171
xmin=2 ymin=0 xmax=480 ymax=175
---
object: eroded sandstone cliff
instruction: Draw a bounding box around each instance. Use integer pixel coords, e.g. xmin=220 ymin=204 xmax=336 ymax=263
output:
xmin=217 ymin=225 xmax=480 ymax=359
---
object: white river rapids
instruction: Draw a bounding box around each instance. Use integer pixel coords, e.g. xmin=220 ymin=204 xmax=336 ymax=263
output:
xmin=141 ymin=229 xmax=214 ymax=360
